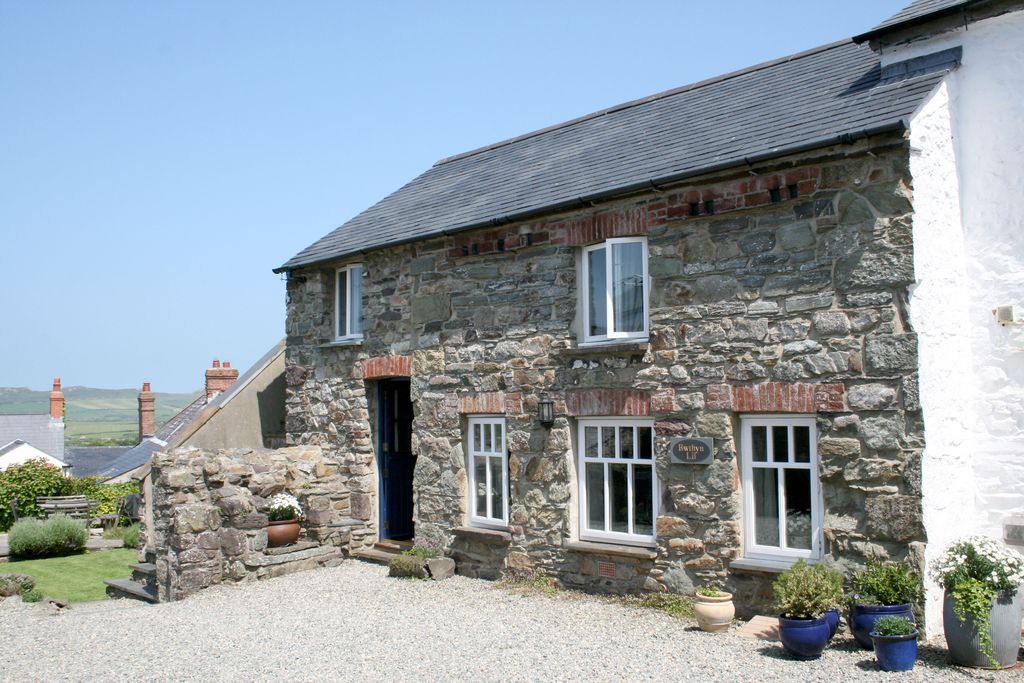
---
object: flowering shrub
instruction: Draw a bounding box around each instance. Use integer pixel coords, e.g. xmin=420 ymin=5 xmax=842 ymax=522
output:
xmin=930 ymin=536 xmax=1024 ymax=666
xmin=266 ymin=493 xmax=302 ymax=522
xmin=403 ymin=536 xmax=442 ymax=559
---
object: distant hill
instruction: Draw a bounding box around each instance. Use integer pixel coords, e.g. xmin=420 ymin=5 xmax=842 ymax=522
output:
xmin=0 ymin=386 xmax=202 ymax=446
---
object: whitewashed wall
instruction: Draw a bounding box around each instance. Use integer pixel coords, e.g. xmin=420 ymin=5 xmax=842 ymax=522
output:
xmin=903 ymin=10 xmax=1024 ymax=633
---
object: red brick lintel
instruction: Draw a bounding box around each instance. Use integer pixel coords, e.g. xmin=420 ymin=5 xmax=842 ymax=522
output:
xmin=456 ymin=391 xmax=523 ymax=415
xmin=706 ymin=382 xmax=845 ymax=413
xmin=565 ymin=389 xmax=651 ymax=417
xmin=360 ymin=355 xmax=412 ymax=380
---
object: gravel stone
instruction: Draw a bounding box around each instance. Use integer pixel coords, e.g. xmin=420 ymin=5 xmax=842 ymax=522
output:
xmin=0 ymin=562 xmax=999 ymax=682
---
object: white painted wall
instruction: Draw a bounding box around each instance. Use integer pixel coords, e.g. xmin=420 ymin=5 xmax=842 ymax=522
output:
xmin=0 ymin=441 xmax=69 ymax=472
xmin=904 ymin=10 xmax=1024 ymax=633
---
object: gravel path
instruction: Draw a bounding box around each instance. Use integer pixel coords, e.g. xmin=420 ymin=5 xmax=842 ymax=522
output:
xmin=0 ymin=561 xmax=1008 ymax=682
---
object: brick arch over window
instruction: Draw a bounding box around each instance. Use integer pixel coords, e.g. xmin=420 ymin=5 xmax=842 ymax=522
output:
xmin=565 ymin=389 xmax=651 ymax=417
xmin=707 ymin=382 xmax=845 ymax=413
xmin=359 ymin=355 xmax=412 ymax=380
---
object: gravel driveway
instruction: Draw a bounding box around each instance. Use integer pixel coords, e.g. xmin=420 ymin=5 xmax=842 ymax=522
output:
xmin=0 ymin=561 xmax=1005 ymax=682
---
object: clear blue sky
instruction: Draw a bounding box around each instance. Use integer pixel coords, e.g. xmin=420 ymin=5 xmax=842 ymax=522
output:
xmin=1 ymin=1 xmax=906 ymax=392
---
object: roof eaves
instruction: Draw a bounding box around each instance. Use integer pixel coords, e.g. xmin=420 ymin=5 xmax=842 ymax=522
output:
xmin=275 ymin=119 xmax=910 ymax=273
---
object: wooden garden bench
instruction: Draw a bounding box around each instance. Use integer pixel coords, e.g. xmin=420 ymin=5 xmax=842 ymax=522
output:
xmin=36 ymin=495 xmax=94 ymax=521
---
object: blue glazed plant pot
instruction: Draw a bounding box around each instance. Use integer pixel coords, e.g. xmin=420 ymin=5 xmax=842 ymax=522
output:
xmin=870 ymin=630 xmax=919 ymax=672
xmin=824 ymin=608 xmax=840 ymax=640
xmin=778 ymin=615 xmax=831 ymax=659
xmin=849 ymin=603 xmax=914 ymax=650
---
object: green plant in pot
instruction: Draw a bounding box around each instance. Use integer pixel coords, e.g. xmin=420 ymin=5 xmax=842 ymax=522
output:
xmin=930 ymin=536 xmax=1024 ymax=668
xmin=693 ymin=584 xmax=734 ymax=633
xmin=870 ymin=616 xmax=919 ymax=672
xmin=848 ymin=560 xmax=921 ymax=649
xmin=774 ymin=560 xmax=844 ymax=659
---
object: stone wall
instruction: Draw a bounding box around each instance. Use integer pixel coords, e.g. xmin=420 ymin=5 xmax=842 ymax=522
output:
xmin=145 ymin=446 xmax=345 ymax=601
xmin=283 ymin=133 xmax=925 ymax=613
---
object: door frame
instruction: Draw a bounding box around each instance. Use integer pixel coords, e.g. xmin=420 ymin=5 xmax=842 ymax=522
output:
xmin=377 ymin=378 xmax=414 ymax=540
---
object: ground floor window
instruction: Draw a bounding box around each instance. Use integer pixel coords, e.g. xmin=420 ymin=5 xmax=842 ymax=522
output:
xmin=740 ymin=415 xmax=821 ymax=562
xmin=467 ymin=416 xmax=507 ymax=528
xmin=577 ymin=418 xmax=656 ymax=546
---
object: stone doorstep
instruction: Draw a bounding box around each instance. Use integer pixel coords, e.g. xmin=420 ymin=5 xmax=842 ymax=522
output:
xmin=264 ymin=541 xmax=318 ymax=556
xmin=243 ymin=545 xmax=340 ymax=567
xmin=104 ymin=578 xmax=159 ymax=604
xmin=735 ymin=615 xmax=780 ymax=641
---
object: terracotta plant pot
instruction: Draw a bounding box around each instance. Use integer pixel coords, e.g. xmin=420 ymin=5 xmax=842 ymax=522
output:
xmin=693 ymin=591 xmax=735 ymax=632
xmin=267 ymin=519 xmax=300 ymax=547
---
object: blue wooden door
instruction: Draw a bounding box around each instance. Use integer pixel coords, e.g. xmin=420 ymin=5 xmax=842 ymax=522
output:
xmin=379 ymin=379 xmax=415 ymax=540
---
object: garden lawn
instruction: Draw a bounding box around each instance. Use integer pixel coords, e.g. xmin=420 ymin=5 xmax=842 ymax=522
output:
xmin=6 ymin=548 xmax=135 ymax=603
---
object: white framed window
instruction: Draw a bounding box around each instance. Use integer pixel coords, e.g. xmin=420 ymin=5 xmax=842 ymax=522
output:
xmin=581 ymin=237 xmax=649 ymax=344
xmin=577 ymin=418 xmax=657 ymax=546
xmin=335 ymin=264 xmax=363 ymax=341
xmin=467 ymin=416 xmax=508 ymax=528
xmin=740 ymin=415 xmax=822 ymax=563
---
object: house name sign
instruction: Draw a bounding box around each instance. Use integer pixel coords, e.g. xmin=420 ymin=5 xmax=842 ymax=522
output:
xmin=669 ymin=437 xmax=714 ymax=465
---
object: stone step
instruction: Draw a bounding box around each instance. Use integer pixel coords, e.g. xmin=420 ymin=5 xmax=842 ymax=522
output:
xmin=374 ymin=539 xmax=412 ymax=553
xmin=130 ymin=562 xmax=155 ymax=575
xmin=104 ymin=578 xmax=158 ymax=604
xmin=353 ymin=548 xmax=400 ymax=565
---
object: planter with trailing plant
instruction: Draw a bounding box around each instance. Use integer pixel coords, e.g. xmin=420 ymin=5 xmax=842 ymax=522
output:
xmin=265 ymin=493 xmax=302 ymax=547
xmin=773 ymin=560 xmax=844 ymax=660
xmin=870 ymin=616 xmax=919 ymax=672
xmin=931 ymin=536 xmax=1024 ymax=669
xmin=848 ymin=560 xmax=920 ymax=650
xmin=693 ymin=586 xmax=734 ymax=633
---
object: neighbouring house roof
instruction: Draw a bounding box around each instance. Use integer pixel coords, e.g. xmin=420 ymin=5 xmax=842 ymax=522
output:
xmin=63 ymin=446 xmax=133 ymax=478
xmin=155 ymin=394 xmax=208 ymax=443
xmin=0 ymin=440 xmax=68 ymax=470
xmin=93 ymin=438 xmax=166 ymax=481
xmin=278 ymin=38 xmax=953 ymax=272
xmin=0 ymin=414 xmax=64 ymax=462
xmin=855 ymin=0 xmax=974 ymax=41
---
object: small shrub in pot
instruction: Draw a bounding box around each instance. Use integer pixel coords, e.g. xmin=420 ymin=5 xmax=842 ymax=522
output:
xmin=849 ymin=560 xmax=920 ymax=649
xmin=870 ymin=616 xmax=919 ymax=672
xmin=774 ymin=560 xmax=843 ymax=659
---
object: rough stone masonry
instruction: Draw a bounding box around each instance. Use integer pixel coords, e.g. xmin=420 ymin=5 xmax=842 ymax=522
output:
xmin=279 ymin=132 xmax=923 ymax=614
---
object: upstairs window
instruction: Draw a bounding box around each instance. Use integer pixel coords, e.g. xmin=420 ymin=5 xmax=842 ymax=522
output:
xmin=740 ymin=416 xmax=822 ymax=563
xmin=467 ymin=417 xmax=508 ymax=528
xmin=335 ymin=264 xmax=363 ymax=341
xmin=581 ymin=237 xmax=649 ymax=344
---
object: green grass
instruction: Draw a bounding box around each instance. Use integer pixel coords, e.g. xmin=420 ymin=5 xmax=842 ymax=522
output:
xmin=5 ymin=548 xmax=136 ymax=603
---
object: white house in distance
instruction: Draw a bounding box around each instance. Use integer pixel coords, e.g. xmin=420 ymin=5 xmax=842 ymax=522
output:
xmin=0 ymin=378 xmax=68 ymax=473
xmin=856 ymin=0 xmax=1024 ymax=629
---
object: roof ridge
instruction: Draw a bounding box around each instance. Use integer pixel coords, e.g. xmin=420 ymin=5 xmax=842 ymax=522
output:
xmin=434 ymin=38 xmax=853 ymax=167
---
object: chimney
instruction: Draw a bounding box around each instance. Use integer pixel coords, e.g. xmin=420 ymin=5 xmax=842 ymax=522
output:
xmin=49 ymin=377 xmax=64 ymax=420
xmin=138 ymin=382 xmax=156 ymax=440
xmin=205 ymin=359 xmax=239 ymax=400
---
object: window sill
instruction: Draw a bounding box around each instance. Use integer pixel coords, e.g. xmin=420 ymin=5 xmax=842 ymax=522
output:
xmin=452 ymin=526 xmax=512 ymax=545
xmin=558 ymin=340 xmax=650 ymax=357
xmin=319 ymin=338 xmax=364 ymax=348
xmin=566 ymin=540 xmax=657 ymax=561
xmin=729 ymin=557 xmax=812 ymax=575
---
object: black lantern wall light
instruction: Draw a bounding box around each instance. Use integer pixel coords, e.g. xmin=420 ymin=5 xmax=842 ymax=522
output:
xmin=538 ymin=393 xmax=555 ymax=428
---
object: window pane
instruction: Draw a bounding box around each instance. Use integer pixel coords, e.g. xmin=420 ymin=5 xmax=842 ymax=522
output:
xmin=772 ymin=426 xmax=789 ymax=462
xmin=349 ymin=266 xmax=362 ymax=335
xmin=785 ymin=469 xmax=812 ymax=550
xmin=602 ymin=426 xmax=615 ymax=458
xmin=494 ymin=422 xmax=503 ymax=451
xmin=612 ymin=241 xmax=644 ymax=333
xmin=473 ymin=423 xmax=481 ymax=453
xmin=483 ymin=423 xmax=492 ymax=452
xmin=336 ymin=271 xmax=348 ymax=337
xmin=474 ymin=457 xmax=487 ymax=517
xmin=584 ymin=426 xmax=599 ymax=458
xmin=620 ymin=426 xmax=634 ymax=459
xmin=753 ymin=468 xmax=780 ymax=547
xmin=633 ymin=465 xmax=653 ymax=536
xmin=751 ymin=426 xmax=767 ymax=462
xmin=610 ymin=463 xmax=629 ymax=533
xmin=587 ymin=248 xmax=607 ymax=337
xmin=489 ymin=456 xmax=504 ymax=520
xmin=637 ymin=427 xmax=653 ymax=459
xmin=586 ymin=463 xmax=605 ymax=530
xmin=793 ymin=426 xmax=810 ymax=463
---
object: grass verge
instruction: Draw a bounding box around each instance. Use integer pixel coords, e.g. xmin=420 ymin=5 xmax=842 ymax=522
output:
xmin=5 ymin=548 xmax=135 ymax=603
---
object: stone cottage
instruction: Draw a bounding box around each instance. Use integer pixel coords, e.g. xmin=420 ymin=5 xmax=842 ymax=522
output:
xmin=262 ymin=0 xmax=1024 ymax=633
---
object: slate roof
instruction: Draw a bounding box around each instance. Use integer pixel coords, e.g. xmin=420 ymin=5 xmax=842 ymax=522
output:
xmin=86 ymin=439 xmax=164 ymax=480
xmin=155 ymin=394 xmax=208 ymax=443
xmin=0 ymin=414 xmax=64 ymax=461
xmin=857 ymin=0 xmax=972 ymax=40
xmin=63 ymin=446 xmax=132 ymax=478
xmin=278 ymin=38 xmax=952 ymax=272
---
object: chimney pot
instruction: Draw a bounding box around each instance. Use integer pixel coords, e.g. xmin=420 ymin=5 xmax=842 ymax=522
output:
xmin=213 ymin=360 xmax=220 ymax=368
xmin=205 ymin=357 xmax=240 ymax=400
xmin=224 ymin=361 xmax=231 ymax=368
xmin=142 ymin=381 xmax=151 ymax=392
xmin=49 ymin=377 xmax=65 ymax=420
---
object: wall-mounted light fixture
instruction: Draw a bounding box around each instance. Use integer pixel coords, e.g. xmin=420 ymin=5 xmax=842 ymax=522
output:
xmin=538 ymin=393 xmax=555 ymax=428
xmin=994 ymin=305 xmax=1021 ymax=327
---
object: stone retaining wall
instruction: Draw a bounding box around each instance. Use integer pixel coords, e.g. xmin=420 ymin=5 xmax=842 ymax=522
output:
xmin=145 ymin=446 xmax=347 ymax=601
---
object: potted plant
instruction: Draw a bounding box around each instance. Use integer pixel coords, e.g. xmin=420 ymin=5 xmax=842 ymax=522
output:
xmin=693 ymin=585 xmax=734 ymax=633
xmin=870 ymin=615 xmax=919 ymax=672
xmin=773 ymin=560 xmax=844 ymax=659
xmin=930 ymin=536 xmax=1024 ymax=668
xmin=265 ymin=493 xmax=302 ymax=547
xmin=848 ymin=560 xmax=920 ymax=649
